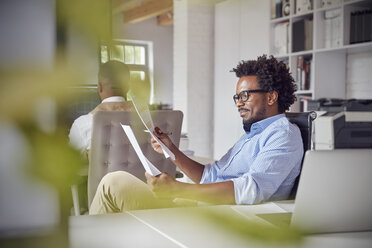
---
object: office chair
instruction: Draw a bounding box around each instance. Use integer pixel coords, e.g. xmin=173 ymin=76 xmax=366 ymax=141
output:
xmin=87 ymin=110 xmax=183 ymax=208
xmin=285 ymin=111 xmax=317 ymax=199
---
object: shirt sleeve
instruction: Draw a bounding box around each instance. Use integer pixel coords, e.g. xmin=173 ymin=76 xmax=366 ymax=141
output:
xmin=68 ymin=119 xmax=85 ymax=151
xmin=231 ymin=126 xmax=303 ymax=204
xmin=200 ymin=163 xmax=215 ymax=184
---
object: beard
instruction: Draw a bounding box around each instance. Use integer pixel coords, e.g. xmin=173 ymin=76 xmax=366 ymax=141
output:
xmin=242 ymin=107 xmax=267 ymax=132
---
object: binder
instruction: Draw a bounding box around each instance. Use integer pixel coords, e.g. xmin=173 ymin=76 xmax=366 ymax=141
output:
xmin=356 ymin=11 xmax=363 ymax=43
xmin=304 ymin=18 xmax=313 ymax=50
xmin=363 ymin=10 xmax=372 ymax=42
xmin=297 ymin=56 xmax=304 ymax=90
xmin=276 ymin=0 xmax=283 ymax=18
xmin=350 ymin=12 xmax=356 ymax=44
xmin=293 ymin=19 xmax=305 ymax=52
xmin=274 ymin=21 xmax=289 ymax=55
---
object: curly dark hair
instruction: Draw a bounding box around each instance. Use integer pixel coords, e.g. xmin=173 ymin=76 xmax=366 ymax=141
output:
xmin=232 ymin=55 xmax=297 ymax=113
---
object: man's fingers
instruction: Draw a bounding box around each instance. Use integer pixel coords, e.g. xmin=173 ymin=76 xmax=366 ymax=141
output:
xmin=154 ymin=126 xmax=163 ymax=134
xmin=145 ymin=172 xmax=154 ymax=182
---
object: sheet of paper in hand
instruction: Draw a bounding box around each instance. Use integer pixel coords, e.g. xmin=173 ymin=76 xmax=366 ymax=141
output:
xmin=129 ymin=93 xmax=175 ymax=160
xmin=121 ymin=124 xmax=161 ymax=176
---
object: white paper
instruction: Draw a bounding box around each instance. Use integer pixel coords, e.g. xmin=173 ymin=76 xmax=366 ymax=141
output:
xmin=129 ymin=93 xmax=175 ymax=160
xmin=121 ymin=124 xmax=161 ymax=176
xmin=129 ymin=94 xmax=155 ymax=131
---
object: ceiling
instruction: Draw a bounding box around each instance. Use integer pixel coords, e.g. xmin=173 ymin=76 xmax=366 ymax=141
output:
xmin=112 ymin=0 xmax=174 ymax=26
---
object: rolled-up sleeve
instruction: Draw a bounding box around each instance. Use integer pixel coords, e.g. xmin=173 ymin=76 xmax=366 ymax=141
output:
xmin=200 ymin=163 xmax=216 ymax=184
xmin=231 ymin=175 xmax=258 ymax=204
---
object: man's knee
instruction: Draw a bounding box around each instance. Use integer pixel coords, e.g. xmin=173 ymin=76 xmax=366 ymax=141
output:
xmin=99 ymin=171 xmax=147 ymax=194
xmin=101 ymin=171 xmax=132 ymax=184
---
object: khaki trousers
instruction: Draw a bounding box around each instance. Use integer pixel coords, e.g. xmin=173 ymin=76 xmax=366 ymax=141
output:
xmin=89 ymin=171 xmax=178 ymax=215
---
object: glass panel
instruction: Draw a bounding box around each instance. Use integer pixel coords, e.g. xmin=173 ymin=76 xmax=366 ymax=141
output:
xmin=100 ymin=45 xmax=108 ymax=63
xmin=124 ymin=45 xmax=134 ymax=64
xmin=134 ymin=46 xmax=145 ymax=65
xmin=111 ymin=45 xmax=124 ymax=62
xmin=130 ymin=71 xmax=145 ymax=81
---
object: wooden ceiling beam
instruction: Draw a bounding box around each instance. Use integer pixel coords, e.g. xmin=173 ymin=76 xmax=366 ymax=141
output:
xmin=122 ymin=0 xmax=173 ymax=24
xmin=157 ymin=10 xmax=173 ymax=26
xmin=112 ymin=0 xmax=140 ymax=15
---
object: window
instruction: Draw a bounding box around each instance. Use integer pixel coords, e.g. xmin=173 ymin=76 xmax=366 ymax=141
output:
xmin=100 ymin=40 xmax=153 ymax=103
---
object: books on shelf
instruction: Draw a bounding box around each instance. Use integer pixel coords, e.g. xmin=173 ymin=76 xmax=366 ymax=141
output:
xmin=296 ymin=56 xmax=312 ymax=91
xmin=324 ymin=8 xmax=342 ymax=48
xmin=296 ymin=0 xmax=313 ymax=15
xmin=298 ymin=95 xmax=311 ymax=112
xmin=276 ymin=0 xmax=283 ymax=18
xmin=292 ymin=18 xmax=313 ymax=52
xmin=273 ymin=21 xmax=289 ymax=55
xmin=321 ymin=0 xmax=342 ymax=9
xmin=350 ymin=8 xmax=372 ymax=44
xmin=272 ymin=0 xmax=290 ymax=19
xmin=304 ymin=17 xmax=313 ymax=50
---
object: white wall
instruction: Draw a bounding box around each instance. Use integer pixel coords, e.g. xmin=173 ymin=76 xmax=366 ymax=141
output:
xmin=112 ymin=14 xmax=174 ymax=105
xmin=214 ymin=0 xmax=270 ymax=159
xmin=173 ymin=0 xmax=217 ymax=158
xmin=173 ymin=0 xmax=189 ymax=133
xmin=0 ymin=0 xmax=55 ymax=69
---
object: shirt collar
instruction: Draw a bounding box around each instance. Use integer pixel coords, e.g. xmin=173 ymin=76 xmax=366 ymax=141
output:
xmin=247 ymin=113 xmax=285 ymax=136
xmin=102 ymin=96 xmax=125 ymax=103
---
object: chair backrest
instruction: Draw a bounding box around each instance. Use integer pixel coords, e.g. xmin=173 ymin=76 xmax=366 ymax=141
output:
xmin=285 ymin=111 xmax=317 ymax=199
xmin=88 ymin=110 xmax=183 ymax=206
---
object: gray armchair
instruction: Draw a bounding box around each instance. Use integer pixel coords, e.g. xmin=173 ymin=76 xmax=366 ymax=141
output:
xmin=87 ymin=110 xmax=183 ymax=207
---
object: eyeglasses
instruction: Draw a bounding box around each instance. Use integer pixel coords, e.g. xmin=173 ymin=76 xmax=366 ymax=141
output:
xmin=233 ymin=89 xmax=268 ymax=104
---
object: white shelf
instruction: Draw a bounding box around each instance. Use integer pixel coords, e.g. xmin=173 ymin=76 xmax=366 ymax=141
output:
xmin=295 ymin=90 xmax=313 ymax=95
xmin=343 ymin=0 xmax=372 ymax=7
xmin=269 ymin=0 xmax=372 ymax=112
xmin=270 ymin=16 xmax=290 ymax=23
xmin=291 ymin=50 xmax=314 ymax=56
xmin=344 ymin=42 xmax=372 ymax=54
xmin=315 ymin=5 xmax=343 ymax=12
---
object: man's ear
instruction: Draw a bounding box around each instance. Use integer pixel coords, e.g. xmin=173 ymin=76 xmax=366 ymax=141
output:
xmin=267 ymin=91 xmax=278 ymax=106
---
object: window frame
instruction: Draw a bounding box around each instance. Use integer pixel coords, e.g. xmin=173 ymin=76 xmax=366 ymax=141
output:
xmin=99 ymin=39 xmax=154 ymax=104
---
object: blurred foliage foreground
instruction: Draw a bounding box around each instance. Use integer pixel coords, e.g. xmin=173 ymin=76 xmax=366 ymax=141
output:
xmin=0 ymin=0 xmax=111 ymax=247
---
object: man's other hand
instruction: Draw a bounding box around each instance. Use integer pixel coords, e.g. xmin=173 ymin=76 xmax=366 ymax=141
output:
xmin=145 ymin=172 xmax=178 ymax=199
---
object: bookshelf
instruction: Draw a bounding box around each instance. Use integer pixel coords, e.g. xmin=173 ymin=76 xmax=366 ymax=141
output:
xmin=269 ymin=0 xmax=372 ymax=111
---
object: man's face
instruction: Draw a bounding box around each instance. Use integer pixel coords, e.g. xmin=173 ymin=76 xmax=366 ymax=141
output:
xmin=235 ymin=76 xmax=268 ymax=131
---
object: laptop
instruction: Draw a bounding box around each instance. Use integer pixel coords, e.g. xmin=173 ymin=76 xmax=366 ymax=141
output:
xmin=257 ymin=149 xmax=372 ymax=233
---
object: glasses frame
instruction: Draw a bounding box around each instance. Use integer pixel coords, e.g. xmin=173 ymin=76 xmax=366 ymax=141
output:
xmin=233 ymin=89 xmax=268 ymax=104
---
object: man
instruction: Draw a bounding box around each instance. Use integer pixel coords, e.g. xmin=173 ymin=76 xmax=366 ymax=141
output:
xmin=69 ymin=60 xmax=133 ymax=154
xmin=89 ymin=55 xmax=303 ymax=214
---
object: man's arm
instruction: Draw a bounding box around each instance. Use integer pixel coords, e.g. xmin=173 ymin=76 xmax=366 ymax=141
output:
xmin=145 ymin=173 xmax=236 ymax=204
xmin=151 ymin=127 xmax=206 ymax=183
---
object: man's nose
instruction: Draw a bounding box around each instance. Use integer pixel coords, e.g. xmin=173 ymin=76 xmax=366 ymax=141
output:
xmin=235 ymin=99 xmax=244 ymax=107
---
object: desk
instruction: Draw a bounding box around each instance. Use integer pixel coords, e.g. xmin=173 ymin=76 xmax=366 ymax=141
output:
xmin=69 ymin=201 xmax=372 ymax=248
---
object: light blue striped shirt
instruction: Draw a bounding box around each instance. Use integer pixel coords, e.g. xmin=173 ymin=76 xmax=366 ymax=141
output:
xmin=200 ymin=114 xmax=303 ymax=204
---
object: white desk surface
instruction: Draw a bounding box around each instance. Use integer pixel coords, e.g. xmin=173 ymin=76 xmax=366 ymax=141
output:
xmin=69 ymin=201 xmax=372 ymax=248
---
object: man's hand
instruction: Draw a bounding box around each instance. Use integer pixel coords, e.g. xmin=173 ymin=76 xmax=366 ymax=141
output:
xmin=145 ymin=172 xmax=179 ymax=199
xmin=151 ymin=126 xmax=173 ymax=155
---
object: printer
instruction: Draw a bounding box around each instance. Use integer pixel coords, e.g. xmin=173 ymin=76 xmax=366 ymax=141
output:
xmin=308 ymin=99 xmax=372 ymax=150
